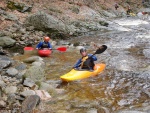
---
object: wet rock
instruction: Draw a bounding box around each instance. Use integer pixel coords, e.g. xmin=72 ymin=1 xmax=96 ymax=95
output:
xmin=118 ymin=99 xmax=129 ymax=106
xmin=7 ymin=93 xmax=16 ymax=105
xmin=51 ymin=41 xmax=57 ymax=46
xmin=0 ymin=60 xmax=11 ymax=69
xmin=39 ymin=82 xmax=56 ymax=93
xmin=0 ymin=80 xmax=6 ymax=87
xmin=6 ymin=68 xmax=18 ymax=77
xmin=23 ymin=56 xmax=43 ymax=63
xmin=55 ymin=89 xmax=66 ymax=95
xmin=35 ymin=90 xmax=51 ymax=101
xmin=23 ymin=78 xmax=35 ymax=88
xmin=21 ymin=95 xmax=40 ymax=113
xmin=75 ymin=46 xmax=84 ymax=50
xmin=87 ymin=108 xmax=97 ymax=113
xmin=23 ymin=66 xmax=45 ymax=82
xmin=58 ymin=40 xmax=70 ymax=45
xmin=16 ymin=70 xmax=26 ymax=79
xmin=0 ymin=100 xmax=6 ymax=108
xmin=116 ymin=110 xmax=147 ymax=113
xmin=0 ymin=36 xmax=16 ymax=47
xmin=20 ymin=90 xmax=36 ymax=97
xmin=143 ymin=49 xmax=150 ymax=58
xmin=4 ymin=86 xmax=17 ymax=94
xmin=15 ymin=63 xmax=27 ymax=71
xmin=31 ymin=61 xmax=44 ymax=67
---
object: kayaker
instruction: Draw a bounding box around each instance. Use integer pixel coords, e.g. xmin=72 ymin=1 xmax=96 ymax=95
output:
xmin=36 ymin=36 xmax=52 ymax=50
xmin=73 ymin=48 xmax=97 ymax=70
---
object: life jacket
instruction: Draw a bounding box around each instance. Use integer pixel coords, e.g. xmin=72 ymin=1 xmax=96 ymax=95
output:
xmin=41 ymin=42 xmax=49 ymax=48
xmin=80 ymin=55 xmax=95 ymax=70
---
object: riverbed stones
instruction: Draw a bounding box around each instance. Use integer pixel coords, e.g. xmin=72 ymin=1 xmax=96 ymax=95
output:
xmin=39 ymin=82 xmax=55 ymax=93
xmin=116 ymin=110 xmax=147 ymax=113
xmin=23 ymin=66 xmax=45 ymax=82
xmin=0 ymin=60 xmax=11 ymax=69
xmin=0 ymin=100 xmax=6 ymax=108
xmin=4 ymin=86 xmax=17 ymax=94
xmin=23 ymin=56 xmax=43 ymax=63
xmin=20 ymin=90 xmax=36 ymax=97
xmin=0 ymin=36 xmax=16 ymax=47
xmin=23 ymin=78 xmax=35 ymax=88
xmin=6 ymin=68 xmax=18 ymax=77
xmin=21 ymin=95 xmax=40 ymax=113
xmin=87 ymin=108 xmax=98 ymax=113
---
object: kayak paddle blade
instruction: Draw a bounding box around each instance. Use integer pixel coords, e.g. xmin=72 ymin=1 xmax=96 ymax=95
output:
xmin=94 ymin=45 xmax=107 ymax=54
xmin=57 ymin=47 xmax=67 ymax=52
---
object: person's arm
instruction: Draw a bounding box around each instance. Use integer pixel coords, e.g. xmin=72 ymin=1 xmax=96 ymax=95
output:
xmin=73 ymin=59 xmax=82 ymax=68
xmin=36 ymin=42 xmax=42 ymax=49
xmin=88 ymin=54 xmax=97 ymax=61
xmin=48 ymin=42 xmax=52 ymax=49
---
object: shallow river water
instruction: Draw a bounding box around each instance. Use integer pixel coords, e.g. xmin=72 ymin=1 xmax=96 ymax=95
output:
xmin=14 ymin=18 xmax=150 ymax=113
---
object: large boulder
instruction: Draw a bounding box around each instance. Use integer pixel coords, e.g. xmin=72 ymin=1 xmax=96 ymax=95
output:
xmin=25 ymin=12 xmax=70 ymax=36
xmin=23 ymin=66 xmax=45 ymax=82
xmin=0 ymin=36 xmax=16 ymax=47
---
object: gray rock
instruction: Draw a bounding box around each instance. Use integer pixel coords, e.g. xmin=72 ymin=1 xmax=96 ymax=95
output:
xmin=0 ymin=36 xmax=16 ymax=47
xmin=15 ymin=63 xmax=27 ymax=71
xmin=87 ymin=108 xmax=97 ymax=113
xmin=16 ymin=70 xmax=26 ymax=79
xmin=0 ymin=60 xmax=11 ymax=69
xmin=25 ymin=12 xmax=69 ymax=34
xmin=20 ymin=90 xmax=36 ymax=97
xmin=23 ymin=56 xmax=43 ymax=63
xmin=7 ymin=93 xmax=16 ymax=105
xmin=6 ymin=68 xmax=18 ymax=77
xmin=116 ymin=111 xmax=146 ymax=113
xmin=58 ymin=40 xmax=70 ymax=45
xmin=23 ymin=66 xmax=45 ymax=82
xmin=0 ymin=80 xmax=5 ymax=87
xmin=21 ymin=95 xmax=40 ymax=113
xmin=76 ymin=46 xmax=84 ymax=50
xmin=5 ymin=86 xmax=17 ymax=94
xmin=4 ymin=13 xmax=18 ymax=21
xmin=0 ymin=100 xmax=6 ymax=108
xmin=143 ymin=49 xmax=150 ymax=58
xmin=39 ymin=82 xmax=55 ymax=92
xmin=31 ymin=61 xmax=43 ymax=67
xmin=23 ymin=78 xmax=35 ymax=88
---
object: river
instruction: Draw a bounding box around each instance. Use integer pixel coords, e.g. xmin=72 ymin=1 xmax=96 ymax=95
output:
xmin=14 ymin=17 xmax=150 ymax=113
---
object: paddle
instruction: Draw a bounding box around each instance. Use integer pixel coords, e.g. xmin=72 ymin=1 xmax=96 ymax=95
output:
xmin=91 ymin=45 xmax=107 ymax=56
xmin=24 ymin=46 xmax=67 ymax=52
xmin=52 ymin=47 xmax=67 ymax=52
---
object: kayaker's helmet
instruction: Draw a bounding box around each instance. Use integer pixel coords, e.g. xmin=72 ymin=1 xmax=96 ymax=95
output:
xmin=44 ymin=36 xmax=50 ymax=42
xmin=80 ymin=48 xmax=86 ymax=53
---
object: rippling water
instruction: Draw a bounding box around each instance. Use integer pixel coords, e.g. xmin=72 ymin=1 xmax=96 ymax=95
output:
xmin=13 ymin=18 xmax=150 ymax=113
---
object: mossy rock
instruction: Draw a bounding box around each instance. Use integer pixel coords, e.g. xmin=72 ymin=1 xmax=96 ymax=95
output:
xmin=7 ymin=1 xmax=24 ymax=11
xmin=99 ymin=21 xmax=109 ymax=27
xmin=7 ymin=1 xmax=32 ymax=12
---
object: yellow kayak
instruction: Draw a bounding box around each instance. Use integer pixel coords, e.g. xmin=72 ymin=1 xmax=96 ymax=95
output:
xmin=60 ymin=63 xmax=106 ymax=82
